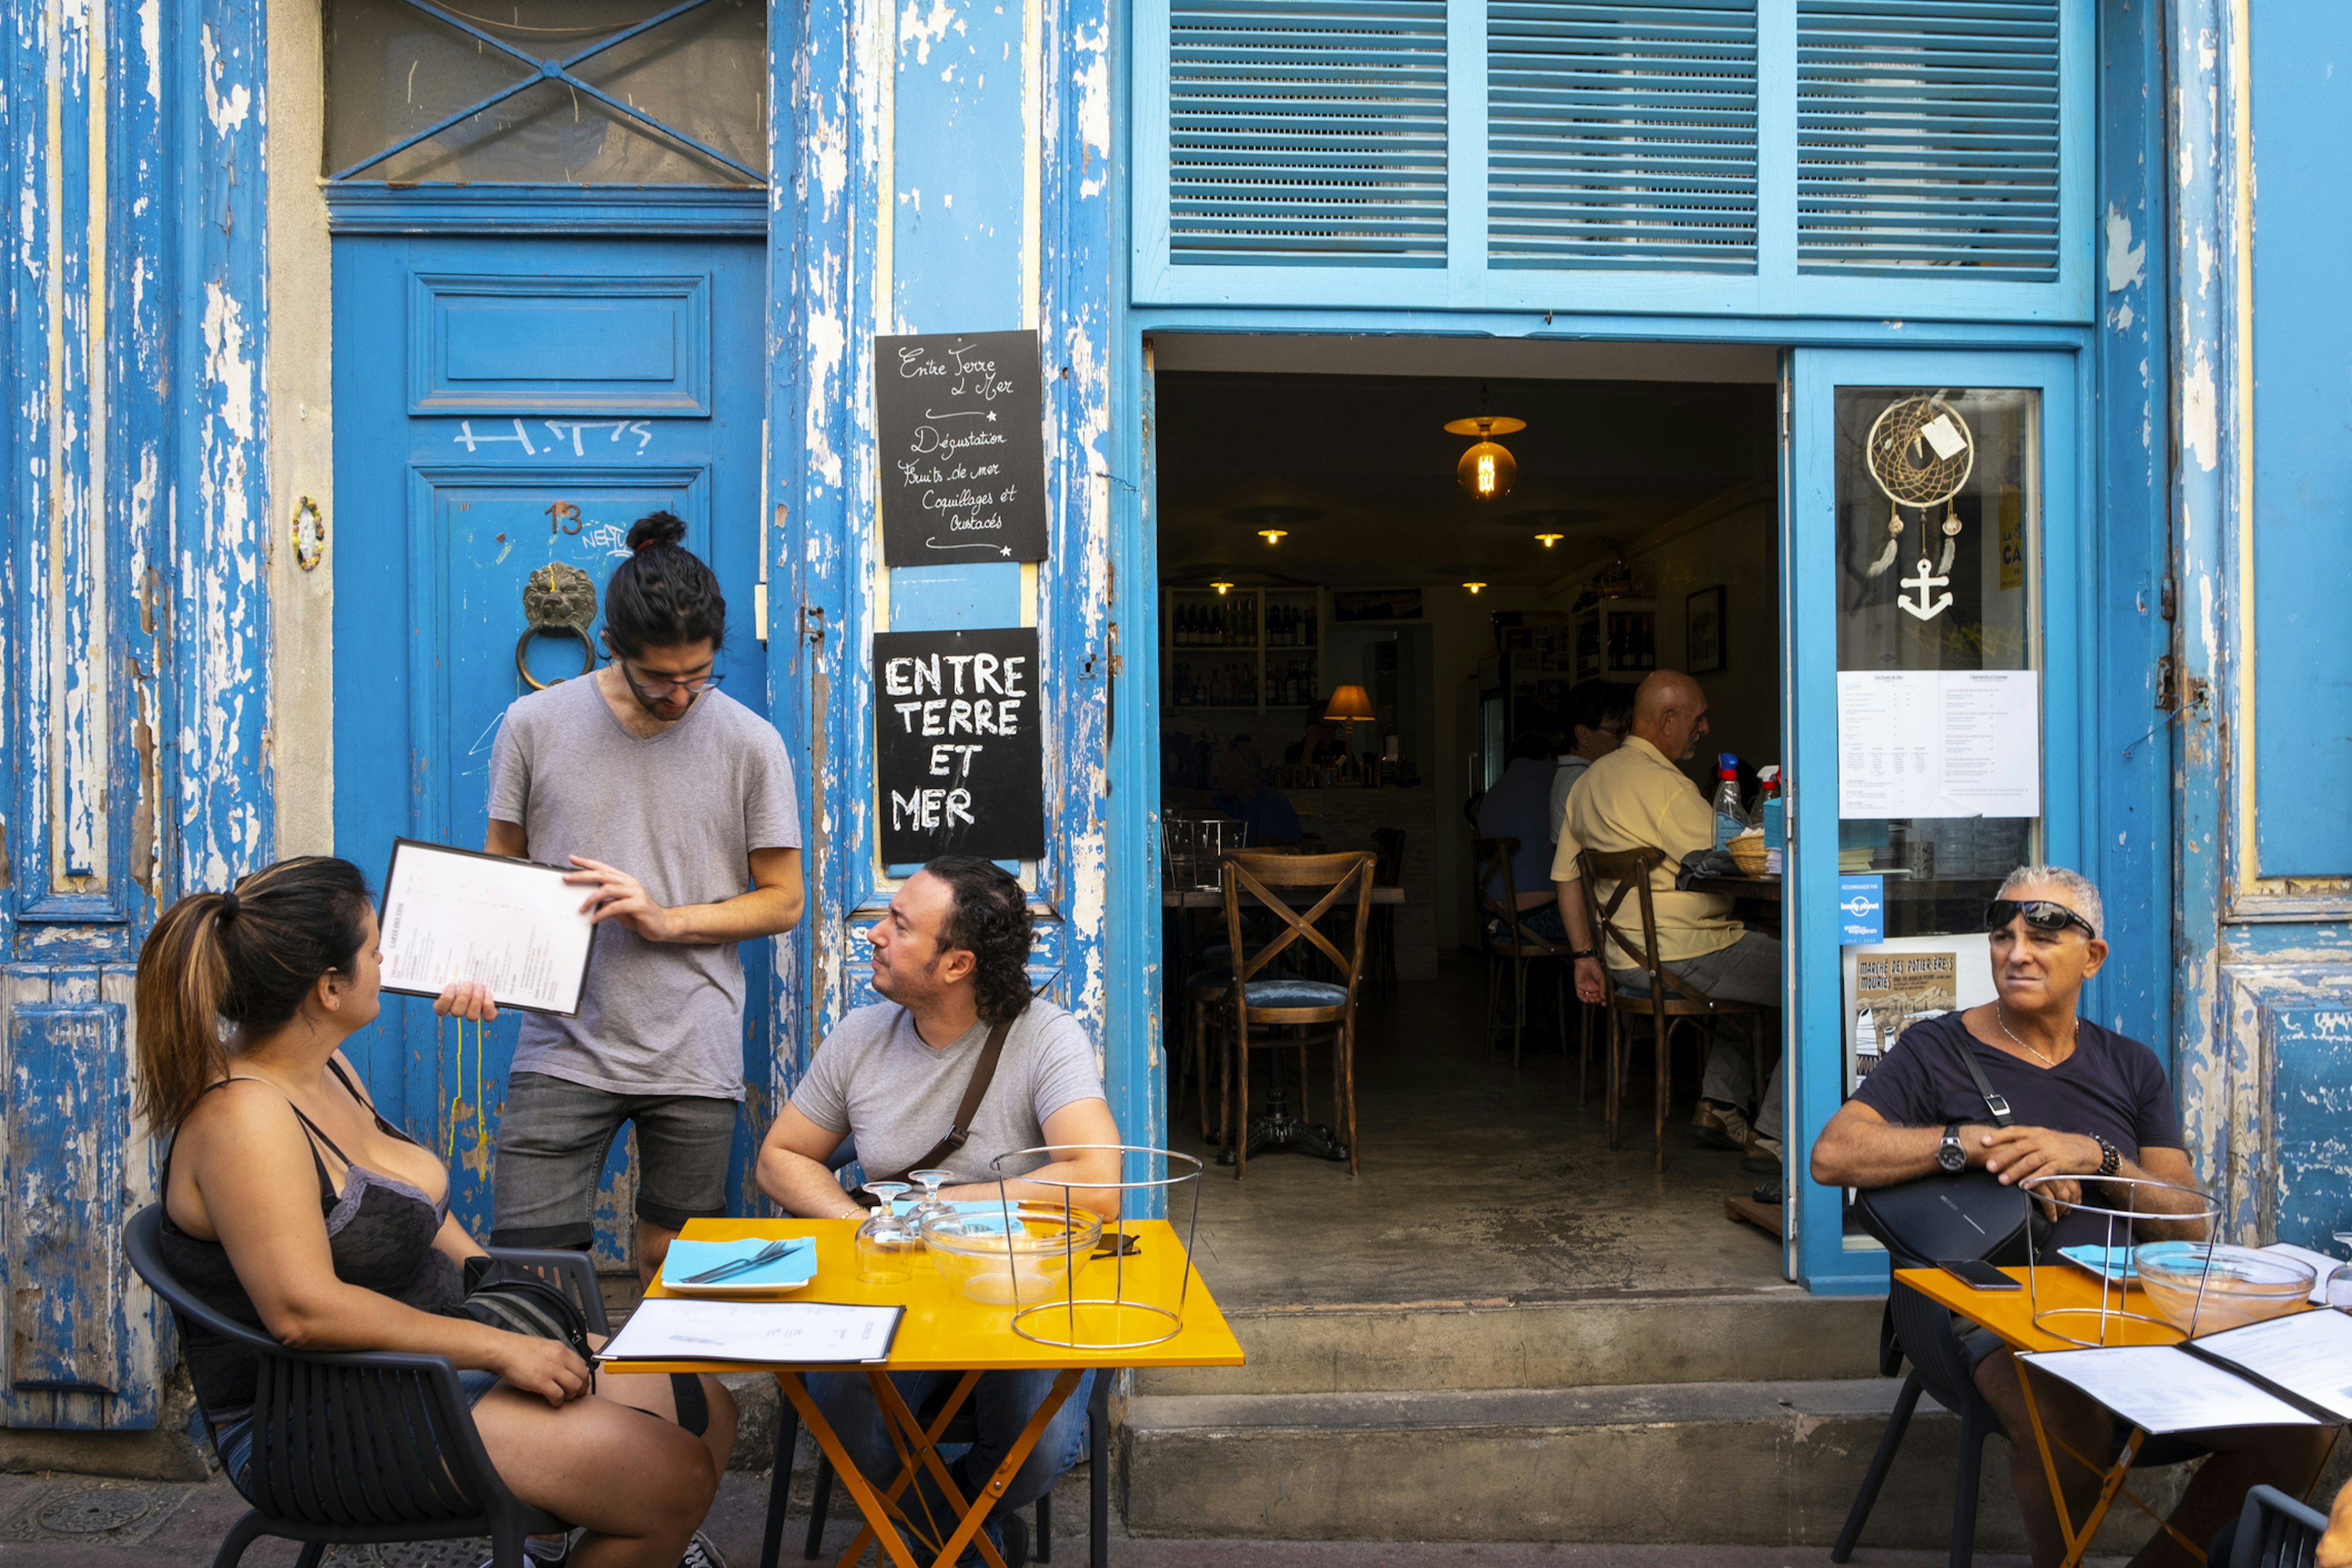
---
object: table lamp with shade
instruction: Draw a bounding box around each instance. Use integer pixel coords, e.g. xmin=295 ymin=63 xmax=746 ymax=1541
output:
xmin=1324 ymin=684 xmax=1379 ymax=778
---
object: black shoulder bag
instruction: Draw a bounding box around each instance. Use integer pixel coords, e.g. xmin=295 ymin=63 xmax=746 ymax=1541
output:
xmin=846 ymin=1016 xmax=1015 ymax=1208
xmin=447 ymin=1255 xmax=592 ymax=1360
xmin=1852 ymin=1021 xmax=2053 ymax=1268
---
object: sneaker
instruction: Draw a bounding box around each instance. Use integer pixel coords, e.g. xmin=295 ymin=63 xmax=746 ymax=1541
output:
xmin=1740 ymin=1134 xmax=1783 ymax=1175
xmin=998 ymin=1512 xmax=1031 ymax=1568
xmin=1695 ymin=1099 xmax=1754 ymax=1151
xmin=679 ymin=1529 xmax=727 ymax=1568
xmin=480 ymin=1536 xmax=570 ymax=1568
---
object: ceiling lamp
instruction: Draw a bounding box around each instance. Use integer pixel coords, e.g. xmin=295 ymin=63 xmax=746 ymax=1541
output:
xmin=1445 ymin=415 xmax=1526 ymax=503
xmin=1257 ymin=529 xmax=1287 ymax=545
xmin=1210 ymin=579 xmax=1233 ymax=595
xmin=1463 ymin=581 xmax=1487 ymax=594
xmin=1535 ymin=532 xmax=1563 ymax=548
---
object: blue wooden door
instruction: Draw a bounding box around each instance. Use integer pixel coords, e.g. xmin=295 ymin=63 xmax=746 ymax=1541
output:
xmin=332 ymin=237 xmax=770 ymax=1262
xmin=1784 ymin=349 xmax=2083 ymax=1292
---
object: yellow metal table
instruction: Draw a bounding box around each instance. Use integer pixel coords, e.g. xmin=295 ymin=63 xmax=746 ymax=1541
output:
xmin=611 ymin=1216 xmax=1244 ymax=1568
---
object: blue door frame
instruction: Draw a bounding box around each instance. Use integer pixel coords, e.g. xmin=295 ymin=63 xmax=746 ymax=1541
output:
xmin=1785 ymin=346 xmax=2088 ymax=1293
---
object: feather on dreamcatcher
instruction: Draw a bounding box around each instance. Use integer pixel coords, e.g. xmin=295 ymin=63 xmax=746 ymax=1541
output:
xmin=1863 ymin=395 xmax=1975 ymax=580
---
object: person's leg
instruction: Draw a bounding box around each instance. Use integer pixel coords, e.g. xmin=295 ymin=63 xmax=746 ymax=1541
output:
xmin=958 ymin=1367 xmax=1096 ymax=1515
xmin=628 ymin=1094 xmax=742 ymax=1287
xmin=806 ymin=1369 xmax=956 ymax=1524
xmin=491 ymin=1075 xmax=630 ymax=1251
xmin=2132 ymin=1423 xmax=2332 ymax=1568
xmin=1975 ymin=1345 xmax=2121 ymax=1568
xmin=1668 ymin=933 xmax=1782 ymax=1119
xmin=471 ymin=1385 xmax=718 ymax=1568
xmin=591 ymin=1346 xmax=739 ymax=1483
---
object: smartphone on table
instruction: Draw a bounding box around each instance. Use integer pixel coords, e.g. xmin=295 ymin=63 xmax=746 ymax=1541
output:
xmin=1938 ymin=1258 xmax=2021 ymax=1291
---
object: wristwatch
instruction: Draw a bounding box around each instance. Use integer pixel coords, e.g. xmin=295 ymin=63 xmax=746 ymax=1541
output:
xmin=1569 ymin=947 xmax=1597 ymax=961
xmin=1937 ymin=1120 xmax=1967 ymax=1174
xmin=2091 ymin=1133 xmax=2120 ymax=1178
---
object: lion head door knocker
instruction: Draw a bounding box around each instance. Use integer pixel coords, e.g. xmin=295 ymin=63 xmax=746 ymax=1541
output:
xmin=516 ymin=562 xmax=599 ymax=690
xmin=1863 ymin=394 xmax=1973 ymax=622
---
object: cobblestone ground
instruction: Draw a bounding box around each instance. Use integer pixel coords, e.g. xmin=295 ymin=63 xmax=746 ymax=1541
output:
xmin=0 ymin=1469 xmax=2082 ymax=1568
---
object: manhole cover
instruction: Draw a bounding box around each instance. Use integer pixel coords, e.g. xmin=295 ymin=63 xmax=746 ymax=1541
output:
xmin=33 ymin=1488 xmax=154 ymax=1535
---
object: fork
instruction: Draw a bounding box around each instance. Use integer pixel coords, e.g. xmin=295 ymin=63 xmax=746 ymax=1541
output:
xmin=679 ymin=1238 xmax=798 ymax=1284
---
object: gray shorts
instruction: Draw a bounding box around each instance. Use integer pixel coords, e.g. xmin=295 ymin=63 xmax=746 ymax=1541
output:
xmin=491 ymin=1072 xmax=739 ymax=1248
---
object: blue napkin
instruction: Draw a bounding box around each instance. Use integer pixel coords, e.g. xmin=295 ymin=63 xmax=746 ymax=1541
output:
xmin=662 ymin=1235 xmax=817 ymax=1287
xmin=2059 ymin=1243 xmax=2138 ymax=1281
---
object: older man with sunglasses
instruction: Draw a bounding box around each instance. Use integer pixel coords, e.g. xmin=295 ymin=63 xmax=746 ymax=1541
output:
xmin=1812 ymin=865 xmax=2328 ymax=1568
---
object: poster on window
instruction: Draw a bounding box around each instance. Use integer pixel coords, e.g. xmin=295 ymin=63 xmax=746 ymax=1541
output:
xmin=873 ymin=330 xmax=1049 ymax=565
xmin=873 ymin=628 xmax=1044 ymax=863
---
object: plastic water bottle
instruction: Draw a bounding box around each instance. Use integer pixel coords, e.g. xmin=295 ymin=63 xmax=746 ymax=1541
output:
xmin=1755 ymin=764 xmax=1784 ymax=851
xmin=1711 ymin=753 xmax=1746 ymax=850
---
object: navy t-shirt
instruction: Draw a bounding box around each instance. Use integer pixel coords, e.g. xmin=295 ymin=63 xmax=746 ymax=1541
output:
xmin=1852 ymin=1011 xmax=2183 ymax=1246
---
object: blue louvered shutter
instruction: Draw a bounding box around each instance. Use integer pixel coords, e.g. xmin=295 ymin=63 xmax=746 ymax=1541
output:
xmin=1488 ymin=0 xmax=1759 ymax=273
xmin=1167 ymin=0 xmax=1449 ymax=268
xmin=1795 ymin=1 xmax=2062 ymax=280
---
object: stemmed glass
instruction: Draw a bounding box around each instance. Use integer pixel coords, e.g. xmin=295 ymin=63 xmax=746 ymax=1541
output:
xmin=2326 ymin=1262 xmax=2352 ymax=1311
xmin=908 ymin=1169 xmax=958 ymax=1242
xmin=855 ymin=1182 xmax=921 ymax=1283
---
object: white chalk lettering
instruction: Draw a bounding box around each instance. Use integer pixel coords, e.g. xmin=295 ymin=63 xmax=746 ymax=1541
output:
xmin=946 ymin=789 xmax=974 ymax=826
xmin=884 ymin=658 xmax=916 ymax=697
xmin=944 ymin=655 xmax=974 ymax=692
xmin=948 ymin=699 xmax=973 ymax=735
xmin=1002 ymin=657 xmax=1028 ymax=697
xmin=893 ymin=701 xmax=923 ymax=733
xmin=974 ymin=653 xmax=1001 ymax=693
xmin=921 ymin=700 xmax=945 ymax=736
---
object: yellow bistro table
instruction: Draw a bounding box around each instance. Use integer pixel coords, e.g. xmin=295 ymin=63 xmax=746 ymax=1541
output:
xmin=609 ymin=1216 xmax=1244 ymax=1568
xmin=1895 ymin=1265 xmax=2328 ymax=1568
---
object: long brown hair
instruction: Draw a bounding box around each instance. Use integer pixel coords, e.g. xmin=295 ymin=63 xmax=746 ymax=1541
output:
xmin=135 ymin=857 xmax=375 ymax=1131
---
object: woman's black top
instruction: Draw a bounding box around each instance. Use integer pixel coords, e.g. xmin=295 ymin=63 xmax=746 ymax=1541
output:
xmin=159 ymin=1058 xmax=463 ymax=1425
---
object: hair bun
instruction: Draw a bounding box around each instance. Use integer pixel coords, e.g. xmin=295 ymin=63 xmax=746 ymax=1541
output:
xmin=626 ymin=511 xmax=689 ymax=554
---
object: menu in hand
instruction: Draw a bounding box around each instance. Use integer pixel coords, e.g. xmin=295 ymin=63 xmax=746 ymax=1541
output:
xmin=377 ymin=839 xmax=596 ymax=1016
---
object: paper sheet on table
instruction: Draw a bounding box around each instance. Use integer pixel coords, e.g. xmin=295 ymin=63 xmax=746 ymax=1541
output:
xmin=2188 ymin=1311 xmax=2352 ymax=1422
xmin=2017 ymin=1346 xmax=2322 ymax=1433
xmin=599 ymin=1298 xmax=903 ymax=1365
xmin=377 ymin=839 xmax=595 ymax=1015
xmin=1837 ymin=671 xmax=2041 ymax=820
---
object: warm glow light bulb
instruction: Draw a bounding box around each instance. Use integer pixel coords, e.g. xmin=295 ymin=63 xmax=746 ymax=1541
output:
xmin=1455 ymin=440 xmax=1517 ymax=502
xmin=1211 ymin=581 xmax=1232 ymax=595
xmin=1463 ymin=581 xmax=1487 ymax=594
xmin=1258 ymin=529 xmax=1287 ymax=545
xmin=1536 ymin=533 xmax=1563 ymax=548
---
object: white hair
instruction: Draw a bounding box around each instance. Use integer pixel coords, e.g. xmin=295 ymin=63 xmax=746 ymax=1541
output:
xmin=1997 ymin=864 xmax=2104 ymax=939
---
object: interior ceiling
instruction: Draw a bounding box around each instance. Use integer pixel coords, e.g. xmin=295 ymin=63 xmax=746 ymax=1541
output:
xmin=1156 ymin=369 xmax=1779 ymax=590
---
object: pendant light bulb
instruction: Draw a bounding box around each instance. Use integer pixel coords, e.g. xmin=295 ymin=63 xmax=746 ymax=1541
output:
xmin=1257 ymin=529 xmax=1287 ymax=546
xmin=1463 ymin=581 xmax=1487 ymax=595
xmin=1444 ymin=413 xmax=1526 ymax=503
xmin=1535 ymin=532 xmax=1563 ymax=548
xmin=1210 ymin=580 xmax=1232 ymax=595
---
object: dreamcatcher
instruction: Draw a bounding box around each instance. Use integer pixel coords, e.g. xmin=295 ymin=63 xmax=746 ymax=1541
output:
xmin=1863 ymin=395 xmax=1973 ymax=622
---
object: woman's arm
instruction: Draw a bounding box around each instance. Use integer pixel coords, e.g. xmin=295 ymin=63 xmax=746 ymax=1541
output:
xmin=184 ymin=1085 xmax=587 ymax=1406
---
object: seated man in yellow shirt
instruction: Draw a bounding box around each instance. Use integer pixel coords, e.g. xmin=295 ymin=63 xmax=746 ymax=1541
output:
xmin=1551 ymin=670 xmax=1782 ymax=1170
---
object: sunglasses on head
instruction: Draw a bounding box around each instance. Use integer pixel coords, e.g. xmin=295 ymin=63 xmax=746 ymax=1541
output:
xmin=1983 ymin=899 xmax=2097 ymax=938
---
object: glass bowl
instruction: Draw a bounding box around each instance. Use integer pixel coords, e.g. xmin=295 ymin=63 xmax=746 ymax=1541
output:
xmin=2132 ymin=1242 xmax=2315 ymax=1332
xmin=921 ymin=1201 xmax=1104 ymax=1306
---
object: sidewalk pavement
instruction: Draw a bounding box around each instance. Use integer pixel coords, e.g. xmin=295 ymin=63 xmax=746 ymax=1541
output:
xmin=0 ymin=1468 xmax=2093 ymax=1568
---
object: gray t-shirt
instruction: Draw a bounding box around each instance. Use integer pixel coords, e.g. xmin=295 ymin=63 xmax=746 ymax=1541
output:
xmin=487 ymin=675 xmax=802 ymax=1099
xmin=789 ymin=999 xmax=1106 ymax=1185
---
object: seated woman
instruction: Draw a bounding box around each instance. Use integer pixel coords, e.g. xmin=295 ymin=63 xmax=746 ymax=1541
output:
xmin=138 ymin=857 xmax=736 ymax=1568
xmin=1811 ymin=865 xmax=2327 ymax=1568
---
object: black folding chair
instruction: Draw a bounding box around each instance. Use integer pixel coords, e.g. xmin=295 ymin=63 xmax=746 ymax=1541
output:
xmin=2222 ymin=1484 xmax=2328 ymax=1568
xmin=125 ymin=1204 xmax=575 ymax=1568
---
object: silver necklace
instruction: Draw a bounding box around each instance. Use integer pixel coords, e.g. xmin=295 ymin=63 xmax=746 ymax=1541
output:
xmin=1994 ymin=1002 xmax=2075 ymax=1069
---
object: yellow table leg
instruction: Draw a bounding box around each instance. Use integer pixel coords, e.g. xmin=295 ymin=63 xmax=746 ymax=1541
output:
xmin=2016 ymin=1357 xmax=2085 ymax=1564
xmin=865 ymin=1371 xmax=1008 ymax=1568
xmin=774 ymin=1372 xmax=924 ymax=1568
xmin=929 ymin=1368 xmax=1084 ymax=1568
xmin=828 ymin=1370 xmax=988 ymax=1568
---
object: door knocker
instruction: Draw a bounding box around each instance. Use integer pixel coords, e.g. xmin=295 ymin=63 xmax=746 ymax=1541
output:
xmin=516 ymin=562 xmax=599 ymax=690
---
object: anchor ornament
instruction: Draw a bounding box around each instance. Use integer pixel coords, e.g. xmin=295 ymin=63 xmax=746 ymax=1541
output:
xmin=1897 ymin=557 xmax=1953 ymax=622
xmin=1862 ymin=396 xmax=1974 ymax=614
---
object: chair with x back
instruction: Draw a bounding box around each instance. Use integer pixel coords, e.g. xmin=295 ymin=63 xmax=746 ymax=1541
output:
xmin=1216 ymin=849 xmax=1375 ymax=1178
xmin=1577 ymin=846 xmax=1762 ymax=1171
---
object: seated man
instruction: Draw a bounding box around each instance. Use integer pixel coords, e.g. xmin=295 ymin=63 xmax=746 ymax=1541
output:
xmin=1478 ymin=732 xmax=1569 ymax=938
xmin=1812 ymin=866 xmax=2328 ymax=1568
xmin=1210 ymin=744 xmax=1302 ymax=846
xmin=1551 ymin=669 xmax=1781 ymax=1168
xmin=756 ymin=858 xmax=1120 ymax=1568
xmin=1548 ymin=679 xmax=1630 ymax=846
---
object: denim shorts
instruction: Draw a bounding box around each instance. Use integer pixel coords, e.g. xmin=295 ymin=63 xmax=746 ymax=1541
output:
xmin=213 ymin=1368 xmax=502 ymax=1493
xmin=490 ymin=1072 xmax=739 ymax=1249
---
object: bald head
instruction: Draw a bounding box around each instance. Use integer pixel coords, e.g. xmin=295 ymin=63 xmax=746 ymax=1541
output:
xmin=1630 ymin=671 xmax=1711 ymax=761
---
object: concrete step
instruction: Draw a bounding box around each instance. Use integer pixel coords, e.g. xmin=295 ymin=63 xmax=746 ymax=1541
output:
xmin=1120 ymin=1378 xmax=2173 ymax=1553
xmin=1143 ymin=1291 xmax=1888 ymax=1396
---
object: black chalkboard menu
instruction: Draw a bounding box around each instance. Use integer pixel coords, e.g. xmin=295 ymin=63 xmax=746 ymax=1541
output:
xmin=874 ymin=330 xmax=1049 ymax=566
xmin=873 ymin=627 xmax=1045 ymax=864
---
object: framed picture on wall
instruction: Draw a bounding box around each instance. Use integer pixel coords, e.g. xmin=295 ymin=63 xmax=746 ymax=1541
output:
xmin=1686 ymin=586 xmax=1727 ymax=674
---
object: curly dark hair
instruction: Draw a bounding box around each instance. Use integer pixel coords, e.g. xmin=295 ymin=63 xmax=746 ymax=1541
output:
xmin=605 ymin=510 xmax=726 ymax=657
xmin=924 ymin=856 xmax=1035 ymax=1024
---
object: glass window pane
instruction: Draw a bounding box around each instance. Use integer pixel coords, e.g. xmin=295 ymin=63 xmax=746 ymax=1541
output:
xmin=325 ymin=0 xmax=767 ymax=186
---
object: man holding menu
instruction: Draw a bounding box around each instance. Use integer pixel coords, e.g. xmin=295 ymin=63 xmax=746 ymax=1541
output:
xmin=437 ymin=511 xmax=804 ymax=1286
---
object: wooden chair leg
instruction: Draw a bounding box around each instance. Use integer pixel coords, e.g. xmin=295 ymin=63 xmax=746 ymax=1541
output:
xmin=1653 ymin=1011 xmax=1672 ymax=1174
xmin=1512 ymin=955 xmax=1528 ymax=1069
xmin=1605 ymin=1009 xmax=1623 ymax=1149
xmin=1485 ymin=951 xmax=1502 ymax=1052
xmin=1341 ymin=1009 xmax=1360 ymax=1175
xmin=1191 ymin=993 xmax=1212 ymax=1142
xmin=1294 ymin=1041 xmax=1311 ymax=1125
xmin=1233 ymin=1003 xmax=1251 ymax=1181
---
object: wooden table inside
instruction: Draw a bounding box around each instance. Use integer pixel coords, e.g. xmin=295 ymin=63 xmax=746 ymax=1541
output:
xmin=1163 ymin=884 xmax=1403 ymax=908
xmin=1683 ymin=873 xmax=1782 ymax=901
xmin=611 ymin=1217 xmax=1243 ymax=1568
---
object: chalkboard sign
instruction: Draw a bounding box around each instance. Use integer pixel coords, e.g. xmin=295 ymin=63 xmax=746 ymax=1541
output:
xmin=874 ymin=330 xmax=1049 ymax=565
xmin=873 ymin=627 xmax=1045 ymax=863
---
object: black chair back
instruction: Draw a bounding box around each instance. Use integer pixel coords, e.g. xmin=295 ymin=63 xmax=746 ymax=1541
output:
xmin=2228 ymin=1485 xmax=2327 ymax=1568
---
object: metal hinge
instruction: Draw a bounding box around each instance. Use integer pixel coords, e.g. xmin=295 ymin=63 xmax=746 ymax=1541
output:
xmin=799 ymin=604 xmax=826 ymax=649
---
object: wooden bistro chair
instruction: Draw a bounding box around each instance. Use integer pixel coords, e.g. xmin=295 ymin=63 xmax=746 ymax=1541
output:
xmin=1472 ymin=835 xmax=1582 ymax=1082
xmin=1217 ymin=850 xmax=1375 ymax=1178
xmin=1577 ymin=846 xmax=1764 ymax=1172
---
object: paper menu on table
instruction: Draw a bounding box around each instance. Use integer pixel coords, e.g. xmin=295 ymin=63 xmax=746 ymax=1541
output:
xmin=2016 ymin=1345 xmax=2323 ymax=1433
xmin=377 ymin=839 xmax=595 ymax=1016
xmin=2185 ymin=1311 xmax=2352 ymax=1422
xmin=598 ymin=1299 xmax=903 ymax=1366
xmin=1837 ymin=671 xmax=2041 ymax=820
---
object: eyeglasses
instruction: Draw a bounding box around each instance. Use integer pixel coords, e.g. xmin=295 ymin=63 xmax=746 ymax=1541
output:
xmin=618 ymin=658 xmax=725 ymax=698
xmin=1983 ymin=899 xmax=2097 ymax=940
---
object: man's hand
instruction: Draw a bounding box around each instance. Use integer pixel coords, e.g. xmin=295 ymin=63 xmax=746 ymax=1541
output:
xmin=1574 ymin=956 xmax=1606 ymax=1006
xmin=432 ymin=979 xmax=498 ymax=1023
xmin=1977 ymin=1124 xmax=2101 ymax=1187
xmin=565 ymin=856 xmax=682 ymax=941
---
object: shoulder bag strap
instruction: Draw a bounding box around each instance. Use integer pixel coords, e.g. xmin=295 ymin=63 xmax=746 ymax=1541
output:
xmin=1947 ymin=1019 xmax=2014 ymax=1126
xmin=861 ymin=1014 xmax=1017 ymax=1193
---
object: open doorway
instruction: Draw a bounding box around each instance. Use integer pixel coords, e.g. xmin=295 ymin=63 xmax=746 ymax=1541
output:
xmin=1152 ymin=336 xmax=1790 ymax=1308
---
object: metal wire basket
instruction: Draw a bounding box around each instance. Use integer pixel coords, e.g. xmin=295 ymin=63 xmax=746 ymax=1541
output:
xmin=2019 ymin=1174 xmax=2222 ymax=1348
xmin=978 ymin=1145 xmax=1205 ymax=1351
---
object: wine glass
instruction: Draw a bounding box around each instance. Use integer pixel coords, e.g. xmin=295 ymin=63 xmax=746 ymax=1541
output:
xmin=2326 ymin=1262 xmax=2352 ymax=1311
xmin=855 ymin=1182 xmax=921 ymax=1284
xmin=908 ymin=1168 xmax=958 ymax=1237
